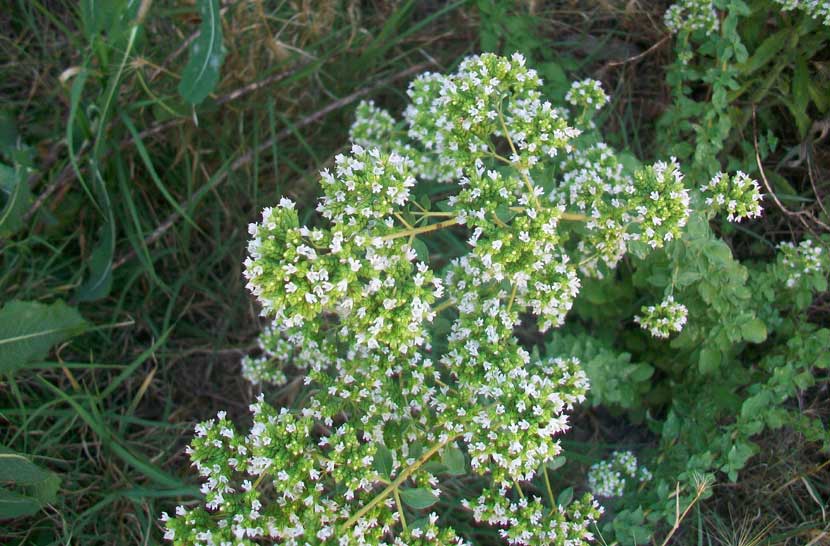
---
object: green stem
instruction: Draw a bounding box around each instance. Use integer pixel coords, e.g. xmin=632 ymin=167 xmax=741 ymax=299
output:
xmin=496 ymin=105 xmax=541 ymax=209
xmin=382 ymin=217 xmax=460 ymax=241
xmin=542 ymin=465 xmax=555 ymax=511
xmin=340 ymin=434 xmax=459 ymax=532
xmin=432 ymin=298 xmax=456 ymax=314
xmin=393 ymin=488 xmax=408 ymax=532
xmin=513 ymin=478 xmax=525 ymax=499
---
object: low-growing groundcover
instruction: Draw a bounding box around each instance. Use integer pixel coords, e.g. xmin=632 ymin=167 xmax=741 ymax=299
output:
xmin=2 ymin=1 xmax=829 ymax=545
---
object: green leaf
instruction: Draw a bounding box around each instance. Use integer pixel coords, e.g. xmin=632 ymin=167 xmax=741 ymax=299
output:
xmin=421 ymin=461 xmax=448 ymax=475
xmin=0 ymin=489 xmax=41 ymax=519
xmin=76 ymin=222 xmax=115 ymax=302
xmin=373 ymin=445 xmax=393 ymax=479
xmin=399 ymin=487 xmax=438 ymax=510
xmin=0 ymin=300 xmax=87 ymax=374
xmin=411 ymin=238 xmax=429 ymax=263
xmin=178 ymin=0 xmax=226 ymax=104
xmin=741 ymin=391 xmax=771 ymax=419
xmin=793 ymin=58 xmax=811 ymax=137
xmin=675 ymin=271 xmax=701 ymax=287
xmin=741 ymin=29 xmax=789 ymax=75
xmin=546 ymin=456 xmax=566 ymax=471
xmin=629 ymin=363 xmax=654 ymax=382
xmin=0 ymin=445 xmax=60 ymax=519
xmin=702 ymin=240 xmax=732 ymax=265
xmin=556 ymin=486 xmax=573 ymax=507
xmin=740 ymin=318 xmax=767 ymax=344
xmin=698 ymin=347 xmax=721 ymax=374
xmin=442 ymin=445 xmax=465 ymax=476
xmin=0 ymin=162 xmax=30 ymax=236
xmin=495 ymin=204 xmax=516 ymax=223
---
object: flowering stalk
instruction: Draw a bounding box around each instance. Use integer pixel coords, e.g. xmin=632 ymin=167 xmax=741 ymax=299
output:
xmin=164 ymin=53 xmax=719 ymax=546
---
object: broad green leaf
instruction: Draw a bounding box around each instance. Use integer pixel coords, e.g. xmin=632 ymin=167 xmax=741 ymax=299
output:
xmin=546 ymin=456 xmax=566 ymax=471
xmin=740 ymin=318 xmax=767 ymax=344
xmin=698 ymin=347 xmax=721 ymax=374
xmin=741 ymin=391 xmax=771 ymax=419
xmin=0 ymin=445 xmax=60 ymax=519
xmin=178 ymin=0 xmax=226 ymax=104
xmin=0 ymin=300 xmax=87 ymax=374
xmin=399 ymin=488 xmax=438 ymax=510
xmin=441 ymin=445 xmax=465 ymax=476
xmin=0 ymin=489 xmax=41 ymax=519
xmin=741 ymin=29 xmax=788 ymax=75
xmin=421 ymin=461 xmax=448 ymax=474
xmin=373 ymin=445 xmax=393 ymax=479
xmin=411 ymin=238 xmax=429 ymax=263
xmin=629 ymin=363 xmax=654 ymax=382
xmin=556 ymin=486 xmax=573 ymax=507
xmin=0 ymin=163 xmax=30 ymax=236
xmin=675 ymin=271 xmax=701 ymax=287
xmin=702 ymin=240 xmax=732 ymax=265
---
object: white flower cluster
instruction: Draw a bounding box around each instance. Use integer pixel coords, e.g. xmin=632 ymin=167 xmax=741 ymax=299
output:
xmin=349 ymin=100 xmax=444 ymax=181
xmin=404 ymin=53 xmax=575 ymax=177
xmin=587 ymin=451 xmax=652 ymax=498
xmin=774 ymin=0 xmax=830 ymax=26
xmin=630 ymin=158 xmax=690 ymax=249
xmin=565 ymin=78 xmax=609 ymax=115
xmin=241 ymin=323 xmax=330 ymax=386
xmin=777 ymin=239 xmax=827 ymax=288
xmin=465 ymin=488 xmax=603 ymax=545
xmin=552 ymin=142 xmax=634 ymax=274
xmin=171 ymin=53 xmax=704 ymax=545
xmin=349 ymin=100 xmax=396 ymax=148
xmin=664 ymin=0 xmax=719 ymax=35
xmin=703 ymin=171 xmax=763 ymax=222
xmin=635 ymin=295 xmax=688 ymax=338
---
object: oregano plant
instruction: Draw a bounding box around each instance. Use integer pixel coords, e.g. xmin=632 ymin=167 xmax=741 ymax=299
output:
xmin=162 ymin=53 xmax=772 ymax=545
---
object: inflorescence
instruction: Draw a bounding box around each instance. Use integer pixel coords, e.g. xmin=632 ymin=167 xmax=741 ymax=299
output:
xmin=635 ymin=295 xmax=689 ymax=339
xmin=702 ymin=171 xmax=763 ymax=223
xmin=587 ymin=451 xmax=652 ymax=498
xmin=777 ymin=239 xmax=828 ymax=289
xmin=164 ymin=53 xmax=743 ymax=545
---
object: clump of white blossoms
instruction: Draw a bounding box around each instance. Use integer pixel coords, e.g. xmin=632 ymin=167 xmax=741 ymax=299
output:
xmin=774 ymin=0 xmax=830 ymax=26
xmin=587 ymin=451 xmax=652 ymax=498
xmin=565 ymin=79 xmax=609 ymax=126
xmin=702 ymin=171 xmax=763 ymax=222
xmin=777 ymin=239 xmax=828 ymax=288
xmin=164 ymin=53 xmax=701 ymax=545
xmin=664 ymin=0 xmax=719 ymax=35
xmin=635 ymin=295 xmax=688 ymax=339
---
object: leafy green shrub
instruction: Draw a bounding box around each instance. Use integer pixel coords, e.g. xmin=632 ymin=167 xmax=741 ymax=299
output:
xmin=660 ymin=0 xmax=829 ymax=182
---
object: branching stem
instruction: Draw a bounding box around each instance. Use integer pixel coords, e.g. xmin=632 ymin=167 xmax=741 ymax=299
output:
xmin=340 ymin=434 xmax=460 ymax=532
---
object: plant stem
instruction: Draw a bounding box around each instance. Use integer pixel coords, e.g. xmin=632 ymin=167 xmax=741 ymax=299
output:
xmin=432 ymin=299 xmax=456 ymax=314
xmin=542 ymin=465 xmax=555 ymax=510
xmin=340 ymin=434 xmax=459 ymax=532
xmin=393 ymin=488 xmax=408 ymax=532
xmin=381 ymin=207 xmax=586 ymax=243
xmin=496 ymin=105 xmax=541 ymax=209
xmin=513 ymin=478 xmax=525 ymax=499
xmin=382 ymin=217 xmax=460 ymax=241
xmin=659 ymin=478 xmax=710 ymax=546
